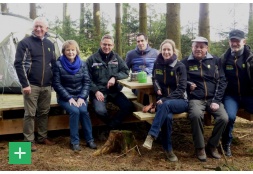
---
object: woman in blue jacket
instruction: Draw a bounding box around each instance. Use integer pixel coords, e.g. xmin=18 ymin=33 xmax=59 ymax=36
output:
xmin=53 ymin=40 xmax=97 ymax=151
xmin=142 ymin=39 xmax=188 ymax=162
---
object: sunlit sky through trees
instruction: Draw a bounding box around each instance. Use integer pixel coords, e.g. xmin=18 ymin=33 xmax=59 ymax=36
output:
xmin=5 ymin=0 xmax=252 ymax=41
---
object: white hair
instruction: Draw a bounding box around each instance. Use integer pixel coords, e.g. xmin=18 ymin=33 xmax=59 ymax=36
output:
xmin=33 ymin=16 xmax=49 ymax=28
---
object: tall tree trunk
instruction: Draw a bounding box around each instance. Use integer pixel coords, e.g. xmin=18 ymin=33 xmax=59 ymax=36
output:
xmin=199 ymin=3 xmax=210 ymax=49
xmin=1 ymin=3 xmax=8 ymax=13
xmin=139 ymin=3 xmax=147 ymax=35
xmin=63 ymin=3 xmax=70 ymax=39
xmin=80 ymin=3 xmax=85 ymax=35
xmin=93 ymin=3 xmax=101 ymax=39
xmin=248 ymin=3 xmax=253 ymax=48
xmin=29 ymin=3 xmax=36 ymax=19
xmin=166 ymin=3 xmax=181 ymax=59
xmin=115 ymin=3 xmax=122 ymax=56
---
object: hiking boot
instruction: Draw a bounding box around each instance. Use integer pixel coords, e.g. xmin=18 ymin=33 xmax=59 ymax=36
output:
xmin=87 ymin=141 xmax=97 ymax=149
xmin=206 ymin=144 xmax=221 ymax=159
xmin=31 ymin=142 xmax=37 ymax=152
xmin=165 ymin=150 xmax=178 ymax=162
xmin=223 ymin=145 xmax=232 ymax=157
xmin=196 ymin=148 xmax=206 ymax=162
xmin=71 ymin=144 xmax=81 ymax=152
xmin=37 ymin=138 xmax=55 ymax=146
xmin=143 ymin=135 xmax=154 ymax=150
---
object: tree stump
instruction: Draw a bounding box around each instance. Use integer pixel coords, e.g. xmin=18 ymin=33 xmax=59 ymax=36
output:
xmin=93 ymin=130 xmax=138 ymax=156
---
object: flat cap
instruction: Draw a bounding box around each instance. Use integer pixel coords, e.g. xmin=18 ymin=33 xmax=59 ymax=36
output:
xmin=229 ymin=29 xmax=245 ymax=40
xmin=191 ymin=36 xmax=208 ymax=45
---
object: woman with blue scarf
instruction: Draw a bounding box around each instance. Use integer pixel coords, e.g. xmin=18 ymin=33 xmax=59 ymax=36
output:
xmin=53 ymin=40 xmax=97 ymax=151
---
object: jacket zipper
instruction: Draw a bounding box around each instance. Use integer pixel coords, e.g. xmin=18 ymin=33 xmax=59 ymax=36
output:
xmin=41 ymin=41 xmax=45 ymax=86
xmin=200 ymin=61 xmax=208 ymax=101
xmin=234 ymin=56 xmax=241 ymax=96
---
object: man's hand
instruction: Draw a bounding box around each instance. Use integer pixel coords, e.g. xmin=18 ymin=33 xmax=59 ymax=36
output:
xmin=23 ymin=86 xmax=31 ymax=94
xmin=156 ymin=99 xmax=163 ymax=105
xmin=77 ymin=98 xmax=86 ymax=107
xmin=190 ymin=83 xmax=197 ymax=91
xmin=157 ymin=89 xmax=162 ymax=96
xmin=95 ymin=91 xmax=104 ymax=102
xmin=210 ymin=102 xmax=219 ymax=112
xmin=107 ymin=77 xmax=116 ymax=89
xmin=69 ymin=98 xmax=78 ymax=107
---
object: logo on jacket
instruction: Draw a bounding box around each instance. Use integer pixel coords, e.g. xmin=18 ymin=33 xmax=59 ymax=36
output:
xmin=48 ymin=48 xmax=51 ymax=52
xmin=92 ymin=63 xmax=103 ymax=68
xmin=189 ymin=65 xmax=198 ymax=71
xmin=242 ymin=64 xmax=245 ymax=68
xmin=170 ymin=71 xmax=174 ymax=76
xmin=155 ymin=69 xmax=163 ymax=75
xmin=207 ymin=65 xmax=210 ymax=69
xmin=226 ymin=65 xmax=233 ymax=70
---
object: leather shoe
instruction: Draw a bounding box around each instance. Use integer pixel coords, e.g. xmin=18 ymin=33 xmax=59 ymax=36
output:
xmin=206 ymin=144 xmax=221 ymax=159
xmin=31 ymin=142 xmax=37 ymax=152
xmin=87 ymin=141 xmax=97 ymax=149
xmin=196 ymin=148 xmax=206 ymax=162
xmin=37 ymin=138 xmax=55 ymax=146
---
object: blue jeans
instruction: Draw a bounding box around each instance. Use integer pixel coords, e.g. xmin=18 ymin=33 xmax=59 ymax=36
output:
xmin=58 ymin=99 xmax=93 ymax=145
xmin=91 ymin=92 xmax=134 ymax=129
xmin=222 ymin=95 xmax=253 ymax=145
xmin=148 ymin=99 xmax=188 ymax=151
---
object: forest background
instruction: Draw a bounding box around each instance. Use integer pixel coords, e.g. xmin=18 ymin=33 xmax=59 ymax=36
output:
xmin=2 ymin=1 xmax=253 ymax=60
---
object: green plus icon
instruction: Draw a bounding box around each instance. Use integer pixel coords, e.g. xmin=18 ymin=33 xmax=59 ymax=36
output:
xmin=9 ymin=142 xmax=31 ymax=164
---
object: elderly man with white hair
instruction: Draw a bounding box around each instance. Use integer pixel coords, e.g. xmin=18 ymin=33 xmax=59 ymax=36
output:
xmin=14 ymin=17 xmax=56 ymax=152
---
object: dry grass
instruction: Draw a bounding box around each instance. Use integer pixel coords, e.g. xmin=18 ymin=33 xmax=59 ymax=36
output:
xmin=0 ymin=118 xmax=253 ymax=171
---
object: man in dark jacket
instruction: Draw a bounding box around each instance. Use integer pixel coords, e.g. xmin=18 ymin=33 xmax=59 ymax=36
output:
xmin=181 ymin=36 xmax=228 ymax=162
xmin=14 ymin=17 xmax=56 ymax=152
xmin=86 ymin=34 xmax=134 ymax=130
xmin=221 ymin=29 xmax=253 ymax=157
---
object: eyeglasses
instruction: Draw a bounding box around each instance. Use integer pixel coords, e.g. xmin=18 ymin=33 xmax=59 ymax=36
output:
xmin=102 ymin=43 xmax=113 ymax=47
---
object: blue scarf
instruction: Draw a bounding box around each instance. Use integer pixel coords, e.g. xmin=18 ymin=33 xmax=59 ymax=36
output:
xmin=60 ymin=55 xmax=81 ymax=75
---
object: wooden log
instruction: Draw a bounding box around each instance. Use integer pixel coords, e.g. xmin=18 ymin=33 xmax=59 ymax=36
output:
xmin=93 ymin=130 xmax=137 ymax=156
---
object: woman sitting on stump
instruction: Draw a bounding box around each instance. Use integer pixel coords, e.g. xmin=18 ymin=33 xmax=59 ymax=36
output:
xmin=53 ymin=40 xmax=97 ymax=151
xmin=143 ymin=39 xmax=188 ymax=162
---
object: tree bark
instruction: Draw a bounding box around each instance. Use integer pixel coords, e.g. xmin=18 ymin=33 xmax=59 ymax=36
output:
xmin=1 ymin=3 xmax=8 ymax=13
xmin=93 ymin=3 xmax=101 ymax=39
xmin=139 ymin=3 xmax=147 ymax=35
xmin=248 ymin=3 xmax=253 ymax=48
xmin=115 ymin=3 xmax=122 ymax=56
xmin=199 ymin=3 xmax=211 ymax=50
xmin=29 ymin=3 xmax=36 ymax=19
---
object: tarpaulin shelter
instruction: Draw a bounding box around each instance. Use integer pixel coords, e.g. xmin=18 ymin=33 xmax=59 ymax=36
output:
xmin=0 ymin=13 xmax=64 ymax=94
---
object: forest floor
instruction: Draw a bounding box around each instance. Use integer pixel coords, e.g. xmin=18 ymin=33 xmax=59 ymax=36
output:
xmin=0 ymin=117 xmax=253 ymax=171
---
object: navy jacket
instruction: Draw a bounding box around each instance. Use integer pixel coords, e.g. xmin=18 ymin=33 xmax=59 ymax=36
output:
xmin=181 ymin=53 xmax=227 ymax=104
xmin=14 ymin=33 xmax=56 ymax=88
xmin=221 ymin=45 xmax=253 ymax=96
xmin=152 ymin=54 xmax=188 ymax=102
xmin=52 ymin=59 xmax=90 ymax=101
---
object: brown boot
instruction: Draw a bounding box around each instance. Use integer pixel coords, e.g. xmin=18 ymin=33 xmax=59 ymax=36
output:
xmin=37 ymin=138 xmax=55 ymax=146
xmin=31 ymin=142 xmax=37 ymax=152
xmin=206 ymin=144 xmax=221 ymax=159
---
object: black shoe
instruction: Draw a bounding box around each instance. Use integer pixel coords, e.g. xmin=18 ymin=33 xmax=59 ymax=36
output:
xmin=87 ymin=141 xmax=97 ymax=149
xmin=223 ymin=145 xmax=232 ymax=157
xmin=71 ymin=144 xmax=81 ymax=151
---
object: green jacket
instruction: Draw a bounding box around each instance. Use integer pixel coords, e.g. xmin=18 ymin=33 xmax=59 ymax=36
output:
xmin=86 ymin=49 xmax=129 ymax=98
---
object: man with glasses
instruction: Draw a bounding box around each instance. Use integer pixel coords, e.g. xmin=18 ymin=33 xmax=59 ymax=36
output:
xmin=86 ymin=34 xmax=134 ymax=131
xmin=181 ymin=36 xmax=228 ymax=162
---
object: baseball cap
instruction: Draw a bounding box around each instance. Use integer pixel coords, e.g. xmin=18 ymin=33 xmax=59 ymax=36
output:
xmin=229 ymin=29 xmax=245 ymax=40
xmin=191 ymin=36 xmax=208 ymax=45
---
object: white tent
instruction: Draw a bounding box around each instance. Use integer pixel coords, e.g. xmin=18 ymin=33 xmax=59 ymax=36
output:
xmin=0 ymin=13 xmax=64 ymax=94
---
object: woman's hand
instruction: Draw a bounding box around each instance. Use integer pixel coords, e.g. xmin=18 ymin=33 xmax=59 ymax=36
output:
xmin=77 ymin=98 xmax=86 ymax=107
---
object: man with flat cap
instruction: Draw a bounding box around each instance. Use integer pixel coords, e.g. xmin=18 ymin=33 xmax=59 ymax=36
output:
xmin=181 ymin=36 xmax=228 ymax=162
xmin=221 ymin=29 xmax=253 ymax=157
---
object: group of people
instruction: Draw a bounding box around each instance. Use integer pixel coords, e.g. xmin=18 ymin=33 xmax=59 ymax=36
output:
xmin=14 ymin=16 xmax=253 ymax=163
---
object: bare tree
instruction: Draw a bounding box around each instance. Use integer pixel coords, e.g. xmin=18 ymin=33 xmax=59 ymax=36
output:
xmin=63 ymin=3 xmax=70 ymax=22
xmin=29 ymin=3 xmax=37 ymax=19
xmin=166 ymin=3 xmax=181 ymax=59
xmin=80 ymin=3 xmax=85 ymax=35
xmin=139 ymin=3 xmax=147 ymax=35
xmin=1 ymin=3 xmax=8 ymax=13
xmin=93 ymin=3 xmax=101 ymax=38
xmin=199 ymin=3 xmax=210 ymax=49
xmin=248 ymin=3 xmax=253 ymax=48
xmin=115 ymin=3 xmax=122 ymax=56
